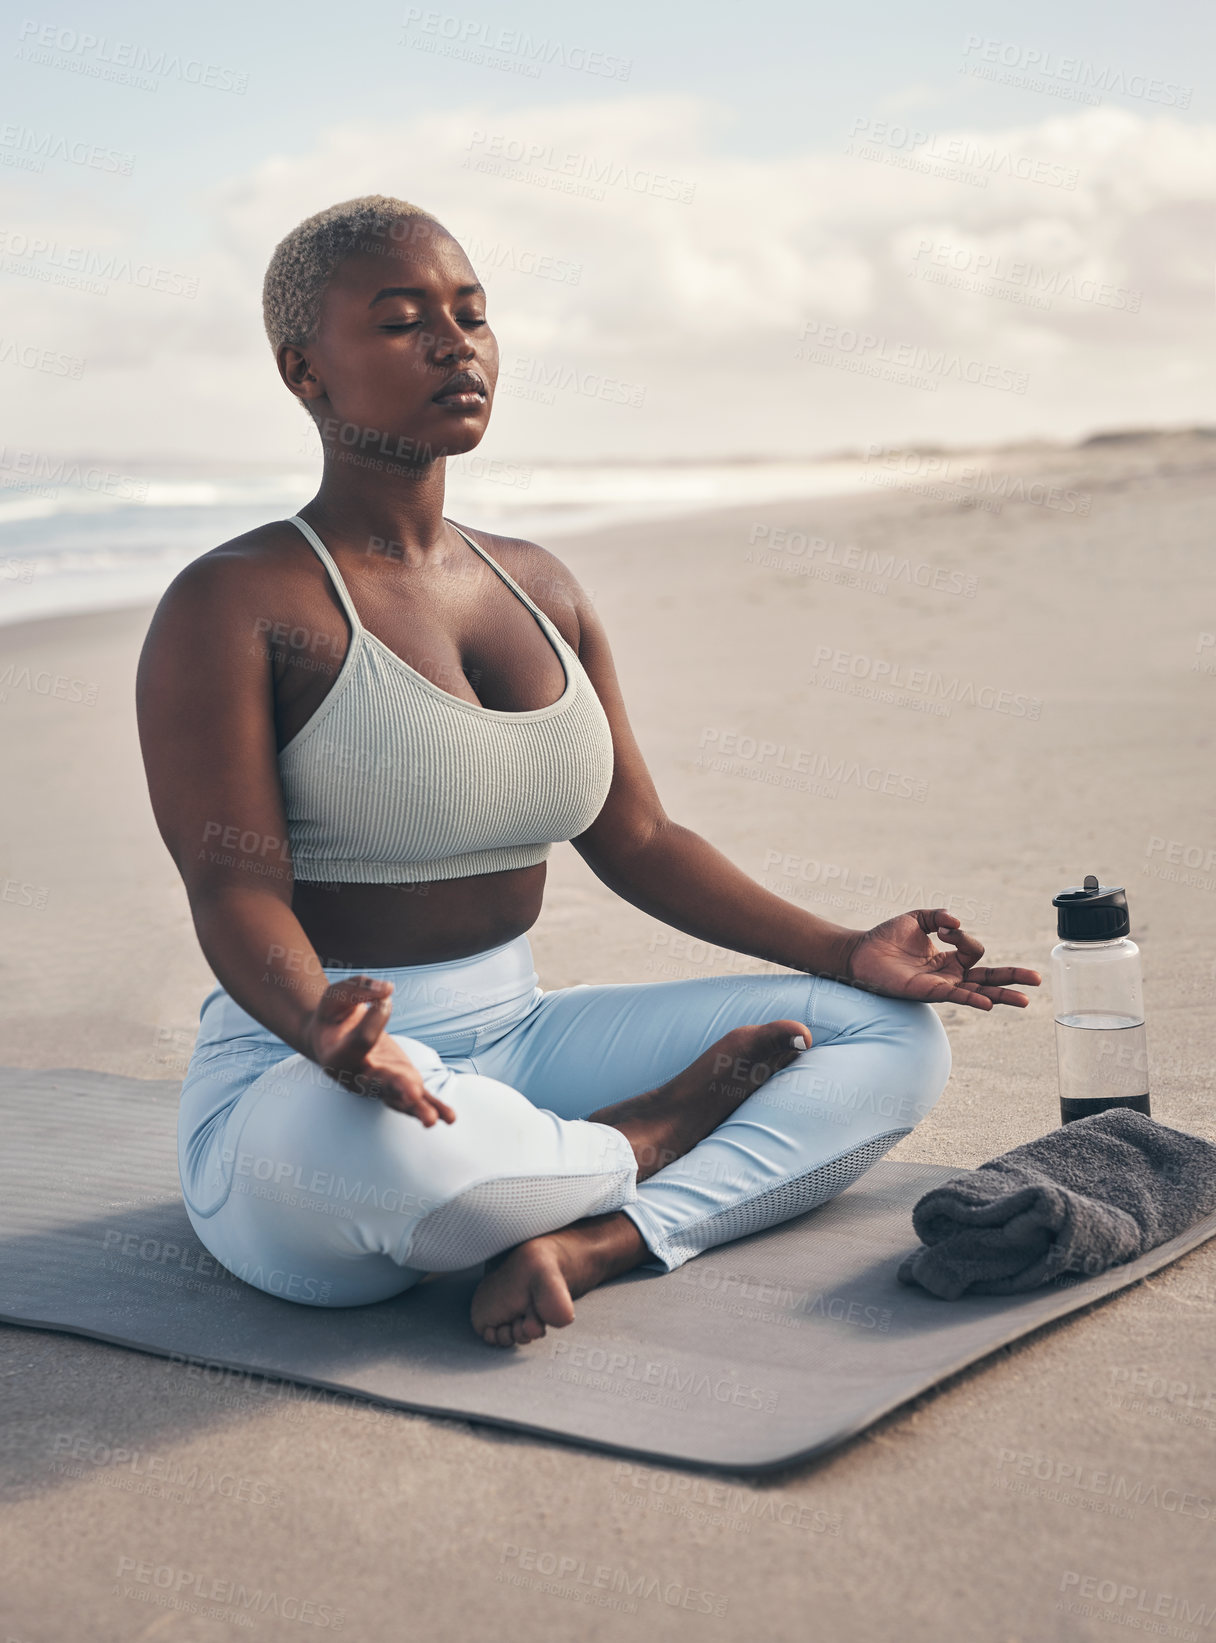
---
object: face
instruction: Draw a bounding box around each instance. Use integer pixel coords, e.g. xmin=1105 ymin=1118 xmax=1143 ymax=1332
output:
xmin=280 ymin=219 xmax=498 ymax=464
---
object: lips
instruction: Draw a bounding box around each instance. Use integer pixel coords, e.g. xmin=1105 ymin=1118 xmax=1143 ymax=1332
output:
xmin=432 ymin=370 xmax=488 ymax=406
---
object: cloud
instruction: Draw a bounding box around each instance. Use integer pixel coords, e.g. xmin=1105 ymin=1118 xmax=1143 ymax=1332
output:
xmin=2 ymin=96 xmax=1213 ymax=459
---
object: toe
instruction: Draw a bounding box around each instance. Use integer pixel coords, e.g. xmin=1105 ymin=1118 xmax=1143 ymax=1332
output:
xmin=511 ymin=1311 xmax=541 ymax=1346
xmin=751 ymin=1018 xmax=812 ymax=1074
xmin=493 ymin=1322 xmax=516 ymax=1349
xmin=717 ymin=1019 xmax=812 ymax=1090
xmin=772 ymin=1017 xmax=812 ymax=1061
xmin=521 ymin=1303 xmax=548 ymax=1342
xmin=531 ymin=1269 xmax=577 ymax=1330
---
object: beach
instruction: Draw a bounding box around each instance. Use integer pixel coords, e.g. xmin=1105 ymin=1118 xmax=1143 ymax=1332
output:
xmin=3 ymin=430 xmax=1215 ymax=1640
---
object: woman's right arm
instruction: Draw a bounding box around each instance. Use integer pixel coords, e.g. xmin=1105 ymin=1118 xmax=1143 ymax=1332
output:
xmin=135 ymin=547 xmax=453 ymax=1125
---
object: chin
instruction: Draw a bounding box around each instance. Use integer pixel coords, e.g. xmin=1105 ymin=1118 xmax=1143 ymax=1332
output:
xmin=425 ymin=416 xmax=491 ymax=459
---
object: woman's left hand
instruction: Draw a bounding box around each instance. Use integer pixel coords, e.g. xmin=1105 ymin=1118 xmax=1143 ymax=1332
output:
xmin=842 ymin=908 xmax=1041 ymax=1010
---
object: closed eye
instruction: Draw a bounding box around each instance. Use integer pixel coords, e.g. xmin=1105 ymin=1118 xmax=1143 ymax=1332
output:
xmin=379 ymin=316 xmax=487 ymax=331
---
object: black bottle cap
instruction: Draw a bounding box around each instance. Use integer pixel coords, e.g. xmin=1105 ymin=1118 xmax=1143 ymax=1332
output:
xmin=1052 ymin=874 xmax=1130 ymax=941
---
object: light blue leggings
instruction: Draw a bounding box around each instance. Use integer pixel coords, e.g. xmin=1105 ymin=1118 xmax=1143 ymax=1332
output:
xmin=178 ymin=935 xmax=951 ymax=1307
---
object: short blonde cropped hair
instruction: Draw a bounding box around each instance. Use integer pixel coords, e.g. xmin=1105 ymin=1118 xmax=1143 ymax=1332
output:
xmin=261 ymin=194 xmax=448 ymax=359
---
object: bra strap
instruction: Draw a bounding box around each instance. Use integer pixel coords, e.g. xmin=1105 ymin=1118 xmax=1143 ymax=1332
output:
xmin=287 ymin=515 xmax=364 ymax=632
xmin=446 ymin=520 xmax=559 ymax=637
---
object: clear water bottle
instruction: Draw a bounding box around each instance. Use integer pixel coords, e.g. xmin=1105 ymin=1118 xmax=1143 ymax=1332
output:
xmin=1051 ymin=875 xmax=1150 ymax=1125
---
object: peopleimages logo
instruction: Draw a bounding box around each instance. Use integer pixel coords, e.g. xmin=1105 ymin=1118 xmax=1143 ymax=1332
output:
xmin=0 ymin=664 xmax=98 ymax=706
xmin=50 ymin=1434 xmax=281 ymax=1505
xmin=908 ymin=238 xmax=1141 ymax=312
xmin=673 ymin=1264 xmax=893 ymax=1333
xmin=0 ymin=333 xmax=85 ymax=376
xmin=222 ymin=1259 xmax=332 ymax=1303
xmin=746 ymin=523 xmax=978 ymax=595
xmin=613 ymin=1463 xmax=842 ymax=1533
xmin=1058 ymin=1570 xmax=1216 ymax=1628
xmin=464 ymin=129 xmax=696 ymax=203
xmin=796 ymin=320 xmax=1027 ymax=394
xmin=0 ymin=229 xmax=198 ymax=297
xmin=402 ymin=9 xmax=632 ymax=80
xmin=499 ymin=1542 xmax=727 ymax=1615
xmin=846 ymin=115 xmax=1079 ymax=189
xmin=959 ymin=34 xmax=1192 ymax=108
xmin=0 ymin=122 xmax=135 ymax=174
xmin=504 ymin=354 xmax=646 ymax=408
xmin=15 ymin=20 xmax=249 ymax=93
xmin=0 ymin=444 xmax=147 ymax=498
xmin=808 ymin=646 xmax=1043 ymax=720
xmin=759 ymin=849 xmax=992 ymax=924
xmin=114 ymin=1557 xmax=343 ymax=1627
xmin=549 ymin=1337 xmax=779 ymax=1411
xmin=696 ymin=728 xmax=929 ymax=802
xmin=220 ymin=1145 xmax=438 ymax=1218
xmin=995 ymin=1448 xmax=1215 ymax=1519
xmin=861 ymin=445 xmax=1092 ymax=517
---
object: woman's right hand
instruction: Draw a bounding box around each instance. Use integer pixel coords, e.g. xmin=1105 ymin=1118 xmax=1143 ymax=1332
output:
xmin=304 ymin=975 xmax=457 ymax=1126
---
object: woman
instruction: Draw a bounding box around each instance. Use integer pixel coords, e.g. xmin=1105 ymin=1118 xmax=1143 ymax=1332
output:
xmin=137 ymin=195 xmax=1039 ymax=1349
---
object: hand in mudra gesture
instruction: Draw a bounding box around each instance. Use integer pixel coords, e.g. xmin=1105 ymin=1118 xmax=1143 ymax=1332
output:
xmin=844 ymin=909 xmax=1041 ymax=1010
xmin=304 ymin=975 xmax=457 ymax=1125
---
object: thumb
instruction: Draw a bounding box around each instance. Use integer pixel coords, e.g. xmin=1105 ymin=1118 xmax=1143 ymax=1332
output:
xmin=315 ymin=975 xmax=394 ymax=1023
xmin=338 ymin=993 xmax=393 ymax=1060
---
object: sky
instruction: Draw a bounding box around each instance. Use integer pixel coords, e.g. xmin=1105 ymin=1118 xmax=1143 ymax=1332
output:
xmin=2 ymin=0 xmax=1214 ymax=465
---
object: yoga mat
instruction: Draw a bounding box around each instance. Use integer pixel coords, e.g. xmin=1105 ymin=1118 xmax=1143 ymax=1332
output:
xmin=4 ymin=1066 xmax=1215 ymax=1473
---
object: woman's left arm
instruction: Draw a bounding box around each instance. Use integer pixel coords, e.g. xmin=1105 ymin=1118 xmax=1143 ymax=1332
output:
xmin=568 ymin=582 xmax=1040 ymax=1012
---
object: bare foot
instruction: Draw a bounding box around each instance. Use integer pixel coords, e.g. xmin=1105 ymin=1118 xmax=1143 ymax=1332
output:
xmin=469 ymin=1017 xmax=811 ymax=1346
xmin=470 ymin=1213 xmax=646 ymax=1348
xmin=590 ymin=1017 xmax=812 ymax=1180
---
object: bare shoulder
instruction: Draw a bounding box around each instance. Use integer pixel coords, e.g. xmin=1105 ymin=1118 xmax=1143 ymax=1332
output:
xmin=152 ymin=518 xmax=314 ymax=620
xmin=450 ymin=520 xmax=593 ymax=640
xmin=138 ymin=516 xmax=342 ymax=708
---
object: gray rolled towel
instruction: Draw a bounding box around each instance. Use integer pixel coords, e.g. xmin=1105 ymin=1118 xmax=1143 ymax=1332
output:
xmin=897 ymin=1108 xmax=1216 ymax=1300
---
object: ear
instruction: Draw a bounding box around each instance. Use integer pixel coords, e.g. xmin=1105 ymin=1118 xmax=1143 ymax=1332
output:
xmin=278 ymin=342 xmax=324 ymax=407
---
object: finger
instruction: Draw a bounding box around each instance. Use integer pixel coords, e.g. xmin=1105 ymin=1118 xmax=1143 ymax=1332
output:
xmin=353 ymin=1062 xmax=426 ymax=1115
xmin=915 ymin=908 xmax=960 ymax=934
xmin=948 ymin=982 xmax=1034 ymax=1009
xmin=944 ymin=987 xmax=994 ymax=1011
xmin=315 ymin=975 xmax=394 ymax=1021
xmin=400 ymin=1082 xmax=457 ymax=1125
xmin=393 ymin=1094 xmax=438 ymax=1125
xmin=379 ymin=1077 xmax=458 ymax=1126
xmin=342 ymin=995 xmax=394 ymax=1060
xmin=963 ymin=965 xmax=1042 ymax=988
xmin=930 ymin=920 xmax=986 ymax=968
xmin=378 ymin=1082 xmax=437 ymax=1124
xmin=912 ymin=976 xmax=993 ymax=1009
xmin=969 ymin=985 xmax=1032 ymax=1009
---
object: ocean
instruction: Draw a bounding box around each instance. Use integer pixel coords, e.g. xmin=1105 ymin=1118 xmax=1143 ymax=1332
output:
xmin=0 ymin=455 xmax=872 ymax=628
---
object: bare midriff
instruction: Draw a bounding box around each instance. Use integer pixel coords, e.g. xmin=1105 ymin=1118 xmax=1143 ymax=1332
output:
xmin=291 ymin=864 xmax=548 ymax=969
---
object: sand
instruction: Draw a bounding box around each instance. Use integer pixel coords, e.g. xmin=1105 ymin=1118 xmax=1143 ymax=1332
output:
xmin=3 ymin=431 xmax=1215 ymax=1640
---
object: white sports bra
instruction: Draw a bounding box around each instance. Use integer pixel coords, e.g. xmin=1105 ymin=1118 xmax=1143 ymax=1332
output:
xmin=277 ymin=515 xmax=615 ymax=883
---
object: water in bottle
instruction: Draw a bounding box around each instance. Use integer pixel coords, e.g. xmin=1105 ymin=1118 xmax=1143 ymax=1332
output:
xmin=1051 ymin=875 xmax=1150 ymax=1124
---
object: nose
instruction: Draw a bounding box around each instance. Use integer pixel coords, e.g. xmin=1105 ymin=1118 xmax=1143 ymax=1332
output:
xmin=430 ymin=319 xmax=476 ymax=364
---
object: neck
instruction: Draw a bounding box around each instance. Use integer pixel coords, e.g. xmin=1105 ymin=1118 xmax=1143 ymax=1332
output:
xmin=304 ymin=438 xmax=455 ymax=563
